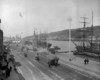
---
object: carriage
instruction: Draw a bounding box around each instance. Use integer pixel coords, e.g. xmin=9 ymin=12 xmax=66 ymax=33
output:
xmin=46 ymin=53 xmax=59 ymax=68
xmin=35 ymin=50 xmax=60 ymax=67
xmin=48 ymin=56 xmax=59 ymax=68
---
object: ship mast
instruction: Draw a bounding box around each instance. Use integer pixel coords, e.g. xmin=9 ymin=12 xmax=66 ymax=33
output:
xmin=91 ymin=11 xmax=93 ymax=48
xmin=33 ymin=29 xmax=37 ymax=50
xmin=45 ymin=31 xmax=47 ymax=48
xmin=81 ymin=17 xmax=88 ymax=51
xmin=39 ymin=29 xmax=41 ymax=46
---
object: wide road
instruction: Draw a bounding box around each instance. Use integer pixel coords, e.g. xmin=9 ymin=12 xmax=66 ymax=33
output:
xmin=11 ymin=46 xmax=99 ymax=80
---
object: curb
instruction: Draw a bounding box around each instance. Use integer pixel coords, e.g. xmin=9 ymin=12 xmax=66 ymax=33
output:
xmin=16 ymin=67 xmax=25 ymax=80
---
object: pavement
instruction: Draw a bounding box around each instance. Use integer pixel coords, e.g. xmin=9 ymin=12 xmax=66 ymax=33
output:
xmin=9 ymin=47 xmax=100 ymax=80
xmin=38 ymin=48 xmax=100 ymax=79
xmin=6 ymin=58 xmax=25 ymax=80
xmin=6 ymin=69 xmax=24 ymax=80
xmin=57 ymin=52 xmax=100 ymax=78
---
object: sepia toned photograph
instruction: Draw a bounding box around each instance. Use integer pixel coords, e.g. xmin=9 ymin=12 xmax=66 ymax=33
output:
xmin=0 ymin=0 xmax=100 ymax=80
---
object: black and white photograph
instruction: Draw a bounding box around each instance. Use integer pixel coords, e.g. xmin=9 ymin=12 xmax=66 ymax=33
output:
xmin=0 ymin=0 xmax=100 ymax=80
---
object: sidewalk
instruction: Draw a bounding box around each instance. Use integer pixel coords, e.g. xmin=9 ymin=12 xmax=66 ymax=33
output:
xmin=5 ymin=54 xmax=25 ymax=80
xmin=57 ymin=53 xmax=100 ymax=78
xmin=6 ymin=66 xmax=25 ymax=80
xmin=38 ymin=48 xmax=100 ymax=78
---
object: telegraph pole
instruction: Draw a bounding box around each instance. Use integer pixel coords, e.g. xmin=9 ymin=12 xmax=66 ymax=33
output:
xmin=81 ymin=17 xmax=88 ymax=51
xmin=67 ymin=17 xmax=72 ymax=61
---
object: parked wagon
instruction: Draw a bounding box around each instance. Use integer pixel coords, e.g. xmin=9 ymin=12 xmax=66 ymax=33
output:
xmin=46 ymin=53 xmax=59 ymax=68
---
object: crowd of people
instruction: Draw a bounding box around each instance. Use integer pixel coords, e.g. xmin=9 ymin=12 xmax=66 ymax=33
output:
xmin=0 ymin=46 xmax=15 ymax=80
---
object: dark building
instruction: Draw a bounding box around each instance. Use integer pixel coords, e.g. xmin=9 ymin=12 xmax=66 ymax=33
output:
xmin=0 ymin=19 xmax=3 ymax=54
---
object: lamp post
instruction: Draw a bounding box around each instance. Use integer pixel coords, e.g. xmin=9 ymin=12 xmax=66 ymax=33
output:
xmin=67 ymin=17 xmax=72 ymax=61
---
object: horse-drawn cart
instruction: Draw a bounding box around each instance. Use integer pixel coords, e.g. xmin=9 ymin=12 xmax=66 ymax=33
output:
xmin=47 ymin=53 xmax=59 ymax=68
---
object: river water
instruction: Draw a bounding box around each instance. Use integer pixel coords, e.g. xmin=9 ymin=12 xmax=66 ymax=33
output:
xmin=48 ymin=40 xmax=76 ymax=52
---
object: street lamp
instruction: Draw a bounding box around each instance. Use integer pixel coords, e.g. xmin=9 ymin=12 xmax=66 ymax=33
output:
xmin=67 ymin=17 xmax=72 ymax=61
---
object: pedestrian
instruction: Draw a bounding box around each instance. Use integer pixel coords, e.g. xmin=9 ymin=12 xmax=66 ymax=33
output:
xmin=84 ymin=59 xmax=87 ymax=64
xmin=6 ymin=58 xmax=13 ymax=78
xmin=5 ymin=62 xmax=9 ymax=78
xmin=86 ymin=58 xmax=89 ymax=64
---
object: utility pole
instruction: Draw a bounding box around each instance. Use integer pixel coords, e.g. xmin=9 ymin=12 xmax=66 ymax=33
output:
xmin=67 ymin=17 xmax=72 ymax=61
xmin=81 ymin=17 xmax=88 ymax=51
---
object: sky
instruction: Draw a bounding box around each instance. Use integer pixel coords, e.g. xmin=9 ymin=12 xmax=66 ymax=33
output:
xmin=0 ymin=0 xmax=100 ymax=37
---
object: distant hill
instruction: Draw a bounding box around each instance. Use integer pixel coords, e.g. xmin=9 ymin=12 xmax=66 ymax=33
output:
xmin=22 ymin=36 xmax=33 ymax=42
xmin=48 ymin=26 xmax=100 ymax=41
xmin=23 ymin=26 xmax=100 ymax=41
